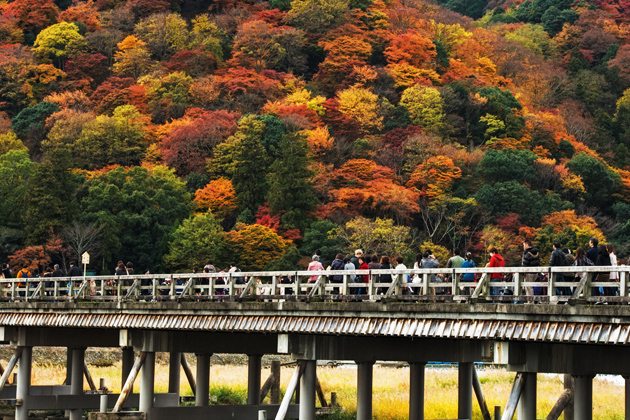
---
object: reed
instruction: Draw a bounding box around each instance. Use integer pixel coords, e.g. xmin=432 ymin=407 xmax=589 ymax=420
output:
xmin=28 ymin=362 xmax=624 ymax=419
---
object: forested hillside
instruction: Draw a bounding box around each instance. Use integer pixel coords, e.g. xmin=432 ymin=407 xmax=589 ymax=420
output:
xmin=1 ymin=0 xmax=630 ymax=273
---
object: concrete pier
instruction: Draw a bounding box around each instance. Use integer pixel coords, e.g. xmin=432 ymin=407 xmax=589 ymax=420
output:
xmin=70 ymin=347 xmax=85 ymax=420
xmin=247 ymin=354 xmax=262 ymax=405
xmin=574 ymin=375 xmax=593 ymax=420
xmin=409 ymin=362 xmax=425 ymax=420
xmin=140 ymin=352 xmax=155 ymax=417
xmin=15 ymin=347 xmax=31 ymax=420
xmin=356 ymin=361 xmax=374 ymax=420
xmin=517 ymin=373 xmax=536 ymax=420
xmin=195 ymin=354 xmax=210 ymax=407
xmin=298 ymin=360 xmax=316 ymax=420
xmin=168 ymin=352 xmax=181 ymax=396
xmin=458 ymin=362 xmax=473 ymax=420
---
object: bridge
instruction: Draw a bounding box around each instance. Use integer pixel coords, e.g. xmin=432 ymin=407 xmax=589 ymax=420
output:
xmin=0 ymin=265 xmax=629 ymax=420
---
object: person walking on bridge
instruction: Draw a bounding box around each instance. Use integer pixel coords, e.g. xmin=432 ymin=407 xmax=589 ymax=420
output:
xmin=487 ymin=247 xmax=505 ymax=296
xmin=549 ymin=241 xmax=568 ymax=295
xmin=521 ymin=240 xmax=540 ymax=298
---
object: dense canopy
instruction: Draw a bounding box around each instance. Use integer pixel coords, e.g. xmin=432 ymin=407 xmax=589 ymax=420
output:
xmin=1 ymin=0 xmax=630 ymax=273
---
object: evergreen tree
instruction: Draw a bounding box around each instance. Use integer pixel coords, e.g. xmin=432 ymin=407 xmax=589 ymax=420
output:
xmin=267 ymin=133 xmax=319 ymax=230
xmin=231 ymin=116 xmax=270 ymax=214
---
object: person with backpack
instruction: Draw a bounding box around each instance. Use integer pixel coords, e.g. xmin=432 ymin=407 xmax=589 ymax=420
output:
xmin=16 ymin=264 xmax=31 ymax=297
xmin=487 ymin=247 xmax=505 ymax=296
xmin=461 ymin=252 xmax=476 ymax=295
xmin=329 ymin=254 xmax=345 ymax=294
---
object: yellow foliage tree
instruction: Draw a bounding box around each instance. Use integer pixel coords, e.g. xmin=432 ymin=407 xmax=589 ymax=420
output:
xmin=333 ymin=216 xmax=418 ymax=257
xmin=224 ymin=223 xmax=291 ymax=270
xmin=305 ymin=126 xmax=334 ymax=156
xmin=337 ymin=87 xmax=383 ymax=133
xmin=113 ymin=35 xmax=153 ymax=79
xmin=406 ymin=155 xmax=462 ymax=201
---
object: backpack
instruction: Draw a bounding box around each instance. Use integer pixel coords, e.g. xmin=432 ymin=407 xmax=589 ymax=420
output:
xmin=234 ymin=268 xmax=246 ymax=285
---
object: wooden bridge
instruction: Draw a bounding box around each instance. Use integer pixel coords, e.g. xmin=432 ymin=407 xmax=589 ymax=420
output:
xmin=0 ymin=265 xmax=629 ymax=420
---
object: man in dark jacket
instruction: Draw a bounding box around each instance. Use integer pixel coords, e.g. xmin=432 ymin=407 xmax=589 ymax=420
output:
xmin=549 ymin=241 xmax=568 ymax=295
xmin=522 ymin=240 xmax=540 ymax=297
xmin=586 ymin=237 xmax=599 ymax=265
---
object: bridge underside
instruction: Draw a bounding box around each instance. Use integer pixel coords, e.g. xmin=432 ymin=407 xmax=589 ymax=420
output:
xmin=0 ymin=301 xmax=628 ymax=420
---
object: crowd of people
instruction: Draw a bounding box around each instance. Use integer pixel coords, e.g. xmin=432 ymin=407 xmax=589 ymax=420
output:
xmin=0 ymin=236 xmax=624 ymax=298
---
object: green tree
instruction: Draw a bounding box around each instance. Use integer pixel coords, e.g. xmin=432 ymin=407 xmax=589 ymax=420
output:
xmin=267 ymin=133 xmax=318 ymax=230
xmin=566 ymin=153 xmax=621 ymax=209
xmin=33 ymin=22 xmax=82 ymax=70
xmin=299 ymin=220 xmax=344 ymax=264
xmin=74 ymin=105 xmax=146 ymax=169
xmin=23 ymin=149 xmax=82 ymax=243
xmin=475 ymin=181 xmax=569 ymax=226
xmin=541 ymin=6 xmax=577 ymax=36
xmin=230 ymin=116 xmax=271 ymax=214
xmin=134 ymin=12 xmax=190 ymax=60
xmin=0 ymin=150 xmax=33 ymax=229
xmin=164 ymin=212 xmax=225 ymax=272
xmin=476 ymin=148 xmax=538 ymax=183
xmin=81 ymin=166 xmax=192 ymax=272
xmin=11 ymin=101 xmax=60 ymax=151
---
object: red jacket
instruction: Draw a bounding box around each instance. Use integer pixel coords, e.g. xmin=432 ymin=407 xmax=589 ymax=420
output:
xmin=359 ymin=262 xmax=369 ymax=283
xmin=488 ymin=254 xmax=505 ymax=279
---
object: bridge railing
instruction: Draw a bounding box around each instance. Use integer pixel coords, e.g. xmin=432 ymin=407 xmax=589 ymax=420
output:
xmin=0 ymin=265 xmax=628 ymax=304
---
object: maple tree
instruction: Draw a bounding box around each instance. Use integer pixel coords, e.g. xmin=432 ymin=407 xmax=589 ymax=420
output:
xmin=194 ymin=177 xmax=239 ymax=219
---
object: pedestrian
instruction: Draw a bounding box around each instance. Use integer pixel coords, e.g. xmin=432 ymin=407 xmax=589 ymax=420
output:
xmin=329 ymin=254 xmax=345 ymax=294
xmin=586 ymin=237 xmax=599 ymax=267
xmin=595 ymin=244 xmax=612 ymax=296
xmin=410 ymin=253 xmax=423 ymax=294
xmin=350 ymin=249 xmax=363 ymax=271
xmin=487 ymin=247 xmax=505 ymax=296
xmin=607 ymin=244 xmax=618 ymax=296
xmin=521 ymin=240 xmax=541 ymax=297
xmin=378 ymin=255 xmax=392 ymax=294
xmin=315 ymin=249 xmax=325 ymax=270
xmin=446 ymin=248 xmax=465 ymax=269
xmin=307 ymin=255 xmax=324 ymax=283
xmin=394 ymin=256 xmax=409 ymax=294
xmin=421 ymin=251 xmax=440 ymax=294
xmin=563 ymin=248 xmax=576 ymax=294
xmin=461 ymin=252 xmax=476 ymax=295
xmin=67 ymin=261 xmax=82 ymax=297
xmin=1 ymin=263 xmax=11 ymax=279
xmin=204 ymin=259 xmax=216 ymax=273
xmin=549 ymin=241 xmax=568 ymax=295
xmin=344 ymin=256 xmax=357 ymax=286
xmin=357 ymin=255 xmax=369 ymax=295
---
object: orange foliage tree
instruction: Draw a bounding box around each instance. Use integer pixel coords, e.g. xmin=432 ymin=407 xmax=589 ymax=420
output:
xmin=194 ymin=178 xmax=239 ymax=218
xmin=406 ymin=156 xmax=462 ymax=201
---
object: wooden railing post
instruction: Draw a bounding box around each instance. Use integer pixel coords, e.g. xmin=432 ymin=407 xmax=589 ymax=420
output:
xmin=513 ymin=272 xmax=520 ymax=298
xmin=422 ymin=273 xmax=429 ymax=296
xmin=548 ymin=268 xmax=555 ymax=297
xmin=452 ymin=269 xmax=459 ymax=296
xmin=620 ymin=271 xmax=627 ymax=297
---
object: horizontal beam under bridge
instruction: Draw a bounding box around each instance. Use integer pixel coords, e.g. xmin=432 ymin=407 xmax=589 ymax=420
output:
xmin=1 ymin=302 xmax=630 ymax=346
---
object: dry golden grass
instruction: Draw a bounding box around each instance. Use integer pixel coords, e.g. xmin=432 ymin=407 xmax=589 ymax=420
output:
xmin=28 ymin=362 xmax=625 ymax=419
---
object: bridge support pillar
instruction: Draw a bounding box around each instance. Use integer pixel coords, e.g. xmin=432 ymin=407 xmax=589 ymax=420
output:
xmin=140 ymin=352 xmax=155 ymax=417
xmin=70 ymin=347 xmax=85 ymax=420
xmin=573 ymin=375 xmax=593 ymax=420
xmin=357 ymin=361 xmax=374 ymax=420
xmin=169 ymin=352 xmax=181 ymax=399
xmin=625 ymin=376 xmax=630 ymax=420
xmin=517 ymin=372 xmax=536 ymax=420
xmin=458 ymin=362 xmax=473 ymax=420
xmin=247 ymin=354 xmax=262 ymax=405
xmin=15 ymin=346 xmax=31 ymax=420
xmin=409 ymin=362 xmax=425 ymax=420
xmin=196 ymin=353 xmax=211 ymax=406
xmin=122 ymin=347 xmax=134 ymax=390
xmin=65 ymin=347 xmax=73 ymax=385
xmin=299 ymin=360 xmax=316 ymax=420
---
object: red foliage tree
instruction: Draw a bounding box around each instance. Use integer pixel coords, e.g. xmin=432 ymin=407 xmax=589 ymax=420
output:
xmin=127 ymin=0 xmax=170 ymax=19
xmin=65 ymin=53 xmax=108 ymax=85
xmin=90 ymin=77 xmax=148 ymax=114
xmin=320 ymin=98 xmax=361 ymax=141
xmin=381 ymin=125 xmax=423 ymax=149
xmin=164 ymin=50 xmax=218 ymax=77
xmin=161 ymin=109 xmax=241 ymax=175
xmin=2 ymin=0 xmax=58 ymax=33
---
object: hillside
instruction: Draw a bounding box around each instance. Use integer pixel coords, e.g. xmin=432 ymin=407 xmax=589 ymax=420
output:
xmin=1 ymin=0 xmax=630 ymax=273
